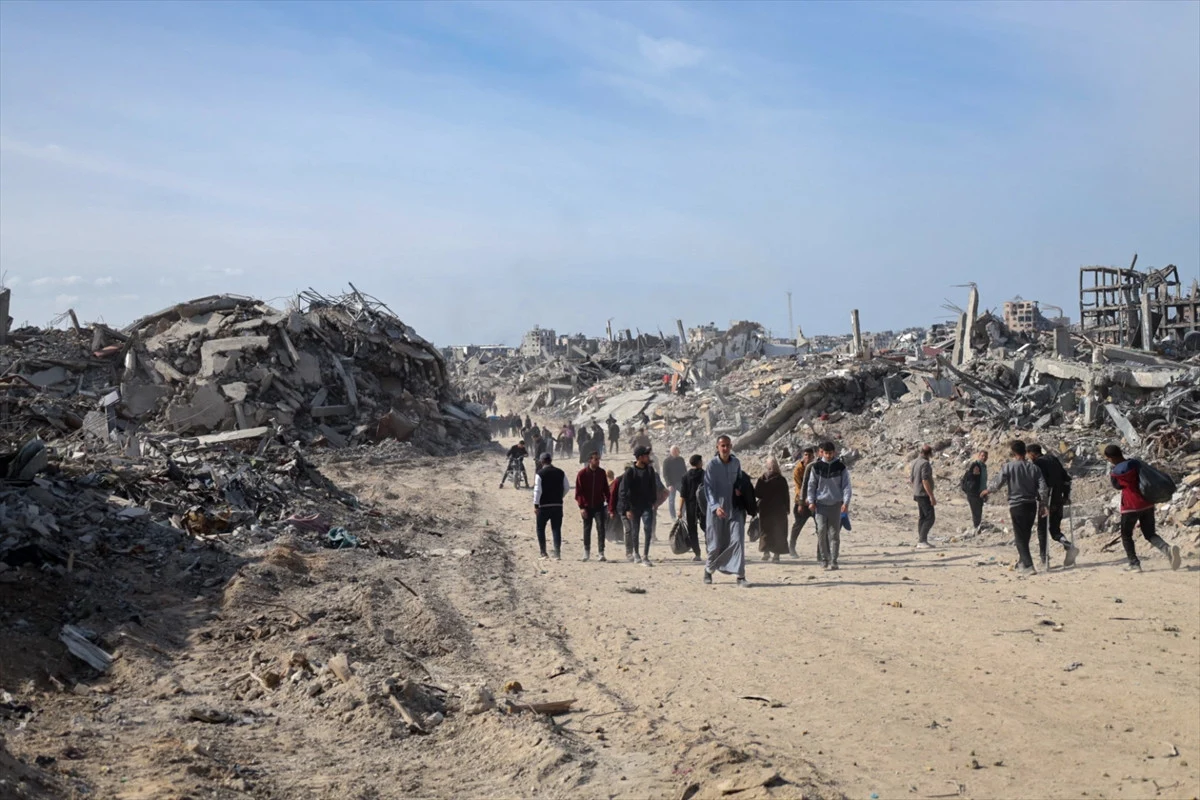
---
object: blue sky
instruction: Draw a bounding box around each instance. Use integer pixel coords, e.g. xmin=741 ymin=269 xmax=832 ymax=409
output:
xmin=1 ymin=1 xmax=1197 ymax=345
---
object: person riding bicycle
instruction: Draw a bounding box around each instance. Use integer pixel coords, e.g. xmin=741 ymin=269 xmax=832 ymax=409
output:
xmin=501 ymin=442 xmax=529 ymax=488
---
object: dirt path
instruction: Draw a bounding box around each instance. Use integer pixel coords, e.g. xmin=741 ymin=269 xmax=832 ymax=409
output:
xmin=461 ymin=443 xmax=1200 ymax=800
xmin=3 ymin=445 xmax=1197 ymax=800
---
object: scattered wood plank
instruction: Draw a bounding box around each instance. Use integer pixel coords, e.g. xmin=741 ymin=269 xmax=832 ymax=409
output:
xmin=388 ymin=695 xmax=428 ymax=734
xmin=59 ymin=625 xmax=114 ymax=672
xmin=505 ymin=698 xmax=577 ymax=716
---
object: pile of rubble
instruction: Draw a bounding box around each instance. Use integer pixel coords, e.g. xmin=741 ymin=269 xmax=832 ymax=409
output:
xmin=1 ymin=287 xmax=490 ymax=455
xmin=0 ymin=285 xmax=492 ymax=612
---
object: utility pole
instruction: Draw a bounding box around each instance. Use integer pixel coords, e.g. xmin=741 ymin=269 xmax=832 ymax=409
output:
xmin=787 ymin=291 xmax=794 ymax=345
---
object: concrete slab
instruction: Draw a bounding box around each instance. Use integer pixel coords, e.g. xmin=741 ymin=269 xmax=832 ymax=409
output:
xmin=294 ymin=351 xmax=322 ymax=385
xmin=573 ymin=389 xmax=663 ymax=428
xmin=166 ymin=384 xmax=231 ymax=433
xmin=120 ymin=381 xmax=170 ymax=417
xmin=199 ymin=336 xmax=270 ymax=378
xmin=26 ymin=367 xmax=71 ymax=387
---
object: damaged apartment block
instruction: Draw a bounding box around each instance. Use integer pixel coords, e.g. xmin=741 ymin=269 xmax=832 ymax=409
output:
xmin=1080 ymin=256 xmax=1200 ymax=353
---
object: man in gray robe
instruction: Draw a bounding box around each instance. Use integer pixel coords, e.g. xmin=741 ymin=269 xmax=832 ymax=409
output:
xmin=703 ymin=434 xmax=749 ymax=587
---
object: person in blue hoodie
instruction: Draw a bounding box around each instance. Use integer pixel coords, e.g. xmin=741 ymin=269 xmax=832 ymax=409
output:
xmin=806 ymin=440 xmax=853 ymax=570
xmin=703 ymin=435 xmax=749 ymax=587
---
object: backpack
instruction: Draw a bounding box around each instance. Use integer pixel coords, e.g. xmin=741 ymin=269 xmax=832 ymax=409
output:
xmin=959 ymin=462 xmax=979 ymax=494
xmin=1137 ymin=461 xmax=1177 ymax=504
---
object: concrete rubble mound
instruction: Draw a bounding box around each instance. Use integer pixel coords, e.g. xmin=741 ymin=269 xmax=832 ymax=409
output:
xmin=0 ymin=284 xmax=492 ymax=628
xmin=2 ymin=285 xmax=490 ymax=454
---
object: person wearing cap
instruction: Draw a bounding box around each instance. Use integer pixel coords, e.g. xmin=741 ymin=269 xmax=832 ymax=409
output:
xmin=618 ymin=445 xmax=667 ymax=566
xmin=533 ymin=452 xmax=572 ymax=560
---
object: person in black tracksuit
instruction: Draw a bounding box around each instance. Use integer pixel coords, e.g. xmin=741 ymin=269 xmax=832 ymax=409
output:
xmin=1026 ymin=443 xmax=1080 ymax=569
xmin=677 ymin=455 xmax=706 ymax=560
xmin=619 ymin=446 xmax=666 ymax=565
xmin=533 ymin=453 xmax=571 ymax=560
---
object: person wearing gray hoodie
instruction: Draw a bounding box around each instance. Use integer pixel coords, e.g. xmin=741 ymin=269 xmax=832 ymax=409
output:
xmin=806 ymin=440 xmax=853 ymax=570
xmin=703 ymin=435 xmax=749 ymax=587
xmin=983 ymin=439 xmax=1049 ymax=575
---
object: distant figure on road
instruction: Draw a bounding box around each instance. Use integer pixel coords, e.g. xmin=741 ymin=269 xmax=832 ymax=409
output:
xmin=607 ymin=418 xmax=620 ymax=454
xmin=984 ymin=439 xmax=1048 ymax=575
xmin=755 ymin=456 xmax=790 ymax=562
xmin=577 ymin=424 xmax=593 ymax=465
xmin=533 ymin=452 xmax=571 ymax=561
xmin=960 ymin=449 xmax=989 ymax=532
xmin=807 ymin=441 xmax=852 ymax=571
xmin=703 ymin=435 xmax=749 ymax=587
xmin=631 ymin=426 xmax=652 ymax=455
xmin=911 ymin=444 xmax=937 ymax=549
xmin=662 ymin=446 xmax=687 ymax=521
xmin=1103 ymin=444 xmax=1182 ymax=573
xmin=1026 ymin=443 xmax=1079 ymax=569
xmin=590 ymin=421 xmax=605 ymax=457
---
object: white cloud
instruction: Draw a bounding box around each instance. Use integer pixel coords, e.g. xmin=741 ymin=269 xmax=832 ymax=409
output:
xmin=94 ymin=276 xmax=116 ymax=287
xmin=637 ymin=34 xmax=704 ymax=71
xmin=31 ymin=275 xmax=84 ymax=287
xmin=54 ymin=294 xmax=80 ymax=307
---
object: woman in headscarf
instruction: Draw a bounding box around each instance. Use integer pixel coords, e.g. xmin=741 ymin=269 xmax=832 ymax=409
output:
xmin=755 ymin=456 xmax=790 ymax=562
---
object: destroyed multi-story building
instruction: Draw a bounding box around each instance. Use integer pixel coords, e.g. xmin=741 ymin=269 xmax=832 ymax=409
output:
xmin=1003 ymin=299 xmax=1057 ymax=334
xmin=1080 ymin=260 xmax=1199 ymax=349
xmin=520 ymin=326 xmax=557 ymax=358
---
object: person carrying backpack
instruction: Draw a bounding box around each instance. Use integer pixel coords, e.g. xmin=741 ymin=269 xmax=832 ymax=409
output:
xmin=960 ymin=449 xmax=989 ymax=532
xmin=1104 ymin=444 xmax=1182 ymax=572
xmin=1026 ymin=443 xmax=1080 ymax=569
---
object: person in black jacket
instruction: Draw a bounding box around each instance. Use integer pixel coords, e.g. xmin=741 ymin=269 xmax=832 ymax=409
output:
xmin=533 ymin=453 xmax=572 ymax=560
xmin=1026 ymin=443 xmax=1080 ymax=569
xmin=960 ymin=450 xmax=988 ymax=532
xmin=677 ymin=455 xmax=706 ymax=561
xmin=619 ymin=445 xmax=666 ymax=566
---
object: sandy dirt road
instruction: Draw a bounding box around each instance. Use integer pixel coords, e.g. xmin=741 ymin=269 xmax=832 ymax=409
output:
xmin=3 ymin=444 xmax=1197 ymax=800
xmin=464 ymin=441 xmax=1200 ymax=800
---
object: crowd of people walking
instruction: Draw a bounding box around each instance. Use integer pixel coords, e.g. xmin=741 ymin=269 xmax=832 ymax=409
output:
xmin=514 ymin=418 xmax=1184 ymax=584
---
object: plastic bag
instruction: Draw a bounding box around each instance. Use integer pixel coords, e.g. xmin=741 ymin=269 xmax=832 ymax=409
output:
xmin=669 ymin=518 xmax=691 ymax=555
xmin=747 ymin=516 xmax=761 ymax=542
xmin=1138 ymin=461 xmax=1177 ymax=504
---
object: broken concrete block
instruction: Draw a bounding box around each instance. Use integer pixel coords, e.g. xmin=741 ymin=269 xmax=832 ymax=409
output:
xmin=294 ymin=351 xmax=322 ymax=385
xmin=166 ymin=384 xmax=232 ymax=433
xmin=120 ymin=381 xmax=170 ymax=417
xmin=376 ymin=410 xmax=417 ymax=442
xmin=221 ymin=382 xmax=250 ymax=404
xmin=27 ymin=366 xmax=71 ymax=387
xmin=199 ymin=336 xmax=270 ymax=378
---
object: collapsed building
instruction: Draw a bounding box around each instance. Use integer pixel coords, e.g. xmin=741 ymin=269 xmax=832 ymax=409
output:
xmin=1080 ymin=258 xmax=1200 ymax=352
xmin=1 ymin=285 xmax=491 ymax=584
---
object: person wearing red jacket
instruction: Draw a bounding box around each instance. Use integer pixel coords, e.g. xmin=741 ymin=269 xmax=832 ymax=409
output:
xmin=575 ymin=450 xmax=611 ymax=562
xmin=1105 ymin=444 xmax=1182 ymax=572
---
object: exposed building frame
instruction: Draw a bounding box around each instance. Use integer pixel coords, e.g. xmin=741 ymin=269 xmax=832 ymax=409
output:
xmin=1079 ymin=262 xmax=1198 ymax=347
